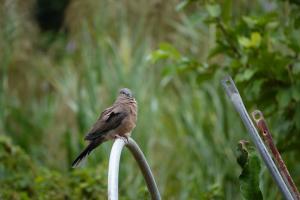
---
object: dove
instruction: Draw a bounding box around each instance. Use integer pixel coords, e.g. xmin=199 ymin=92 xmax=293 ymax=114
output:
xmin=72 ymin=88 xmax=137 ymax=167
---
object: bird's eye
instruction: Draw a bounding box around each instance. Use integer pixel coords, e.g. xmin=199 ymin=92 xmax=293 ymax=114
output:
xmin=120 ymin=89 xmax=132 ymax=97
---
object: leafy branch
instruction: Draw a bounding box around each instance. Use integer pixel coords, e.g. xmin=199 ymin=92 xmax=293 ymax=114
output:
xmin=236 ymin=140 xmax=263 ymax=200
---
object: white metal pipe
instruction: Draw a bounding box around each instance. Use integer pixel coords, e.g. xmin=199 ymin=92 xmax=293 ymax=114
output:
xmin=108 ymin=137 xmax=161 ymax=200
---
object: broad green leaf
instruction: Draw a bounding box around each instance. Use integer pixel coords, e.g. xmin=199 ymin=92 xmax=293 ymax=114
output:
xmin=250 ymin=32 xmax=261 ymax=48
xmin=236 ymin=140 xmax=263 ymax=200
xmin=159 ymin=43 xmax=181 ymax=60
xmin=257 ymin=12 xmax=278 ymax=26
xmin=242 ymin=13 xmax=277 ymax=29
xmin=146 ymin=50 xmax=169 ymax=63
xmin=238 ymin=37 xmax=252 ymax=48
xmin=242 ymin=16 xmax=258 ymax=28
xmin=238 ymin=32 xmax=261 ymax=48
xmin=147 ymin=43 xmax=181 ymax=63
xmin=236 ymin=69 xmax=256 ymax=82
xmin=206 ymin=4 xmax=221 ymax=18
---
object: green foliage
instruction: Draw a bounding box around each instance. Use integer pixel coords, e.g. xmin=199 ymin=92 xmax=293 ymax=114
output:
xmin=206 ymin=4 xmax=221 ymax=18
xmin=0 ymin=136 xmax=36 ymax=200
xmin=2 ymin=0 xmax=300 ymax=199
xmin=0 ymin=135 xmax=108 ymax=200
xmin=150 ymin=0 xmax=300 ymax=198
xmin=236 ymin=140 xmax=263 ymax=200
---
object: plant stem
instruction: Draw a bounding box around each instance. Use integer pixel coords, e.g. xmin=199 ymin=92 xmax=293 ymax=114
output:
xmin=216 ymin=18 xmax=241 ymax=58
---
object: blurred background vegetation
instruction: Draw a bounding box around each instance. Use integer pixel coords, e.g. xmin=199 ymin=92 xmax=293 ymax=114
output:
xmin=0 ymin=0 xmax=300 ymax=199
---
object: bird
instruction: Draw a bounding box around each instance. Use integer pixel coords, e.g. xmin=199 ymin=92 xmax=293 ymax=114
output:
xmin=72 ymin=88 xmax=138 ymax=168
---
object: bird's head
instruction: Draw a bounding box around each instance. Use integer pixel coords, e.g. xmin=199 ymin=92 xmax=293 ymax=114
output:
xmin=119 ymin=88 xmax=133 ymax=98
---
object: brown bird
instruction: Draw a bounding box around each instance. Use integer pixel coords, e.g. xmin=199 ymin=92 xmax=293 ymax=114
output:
xmin=72 ymin=88 xmax=138 ymax=167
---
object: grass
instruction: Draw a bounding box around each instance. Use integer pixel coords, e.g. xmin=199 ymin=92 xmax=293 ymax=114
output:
xmin=0 ymin=0 xmax=294 ymax=199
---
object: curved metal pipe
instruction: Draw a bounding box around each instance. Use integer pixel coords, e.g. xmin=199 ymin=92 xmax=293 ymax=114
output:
xmin=108 ymin=137 xmax=161 ymax=200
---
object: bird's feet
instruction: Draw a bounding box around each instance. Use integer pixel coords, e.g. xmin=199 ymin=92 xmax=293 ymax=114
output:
xmin=114 ymin=135 xmax=129 ymax=144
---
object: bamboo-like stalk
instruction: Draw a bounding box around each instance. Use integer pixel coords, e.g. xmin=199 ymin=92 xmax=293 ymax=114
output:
xmin=252 ymin=110 xmax=300 ymax=200
xmin=108 ymin=137 xmax=161 ymax=200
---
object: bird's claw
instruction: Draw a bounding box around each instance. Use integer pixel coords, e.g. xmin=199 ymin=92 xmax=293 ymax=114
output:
xmin=125 ymin=136 xmax=129 ymax=143
xmin=115 ymin=135 xmax=129 ymax=144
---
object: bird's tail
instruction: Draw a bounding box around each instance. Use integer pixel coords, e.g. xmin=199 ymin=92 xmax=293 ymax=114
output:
xmin=72 ymin=139 xmax=104 ymax=168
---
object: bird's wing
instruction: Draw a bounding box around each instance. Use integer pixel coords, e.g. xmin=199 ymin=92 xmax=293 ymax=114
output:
xmin=84 ymin=105 xmax=127 ymax=140
xmin=98 ymin=106 xmax=114 ymax=120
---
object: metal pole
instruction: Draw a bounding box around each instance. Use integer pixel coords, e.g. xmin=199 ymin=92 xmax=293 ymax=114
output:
xmin=252 ymin=110 xmax=300 ymax=200
xmin=108 ymin=137 xmax=161 ymax=200
xmin=221 ymin=76 xmax=294 ymax=200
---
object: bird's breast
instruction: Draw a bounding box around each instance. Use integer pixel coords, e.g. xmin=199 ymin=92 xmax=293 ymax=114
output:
xmin=112 ymin=101 xmax=137 ymax=137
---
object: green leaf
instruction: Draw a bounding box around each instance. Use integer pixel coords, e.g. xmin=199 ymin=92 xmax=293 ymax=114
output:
xmin=236 ymin=140 xmax=263 ymax=200
xmin=286 ymin=29 xmax=300 ymax=52
xmin=242 ymin=16 xmax=258 ymax=28
xmin=161 ymin=65 xmax=175 ymax=76
xmin=146 ymin=50 xmax=170 ymax=63
xmin=206 ymin=4 xmax=221 ymax=18
xmin=238 ymin=32 xmax=261 ymax=48
xmin=266 ymin=21 xmax=279 ymax=30
xmin=176 ymin=0 xmax=191 ymax=11
xmin=292 ymin=62 xmax=300 ymax=74
xmin=159 ymin=43 xmax=181 ymax=59
xmin=276 ymin=90 xmax=292 ymax=108
xmin=238 ymin=37 xmax=252 ymax=48
xmin=250 ymin=32 xmax=262 ymax=48
xmin=242 ymin=14 xmax=277 ymax=29
xmin=146 ymin=43 xmax=181 ymax=63
xmin=208 ymin=45 xmax=226 ymax=59
xmin=236 ymin=69 xmax=256 ymax=82
xmin=249 ymin=79 xmax=264 ymax=97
